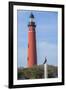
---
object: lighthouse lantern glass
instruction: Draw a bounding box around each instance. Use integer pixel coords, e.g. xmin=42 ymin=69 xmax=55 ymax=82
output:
xmin=30 ymin=18 xmax=35 ymax=22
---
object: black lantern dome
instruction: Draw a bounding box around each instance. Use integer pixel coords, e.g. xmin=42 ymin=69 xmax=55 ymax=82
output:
xmin=30 ymin=13 xmax=34 ymax=18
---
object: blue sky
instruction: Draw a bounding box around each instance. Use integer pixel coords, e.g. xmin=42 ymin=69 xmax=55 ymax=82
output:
xmin=17 ymin=10 xmax=58 ymax=68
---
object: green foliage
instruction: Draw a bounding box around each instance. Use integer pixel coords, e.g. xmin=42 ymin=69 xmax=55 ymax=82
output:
xmin=18 ymin=65 xmax=58 ymax=79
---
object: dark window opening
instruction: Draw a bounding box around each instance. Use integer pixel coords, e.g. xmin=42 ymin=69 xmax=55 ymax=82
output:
xmin=28 ymin=44 xmax=29 ymax=48
xmin=27 ymin=57 xmax=29 ymax=61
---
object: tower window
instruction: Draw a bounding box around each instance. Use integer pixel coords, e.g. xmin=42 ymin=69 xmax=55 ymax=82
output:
xmin=27 ymin=57 xmax=29 ymax=61
xmin=28 ymin=44 xmax=29 ymax=48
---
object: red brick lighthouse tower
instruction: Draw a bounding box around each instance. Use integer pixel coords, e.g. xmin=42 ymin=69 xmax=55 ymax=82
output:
xmin=27 ymin=13 xmax=37 ymax=68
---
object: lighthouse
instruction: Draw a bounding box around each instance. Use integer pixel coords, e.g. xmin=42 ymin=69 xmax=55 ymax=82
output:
xmin=27 ymin=13 xmax=37 ymax=68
